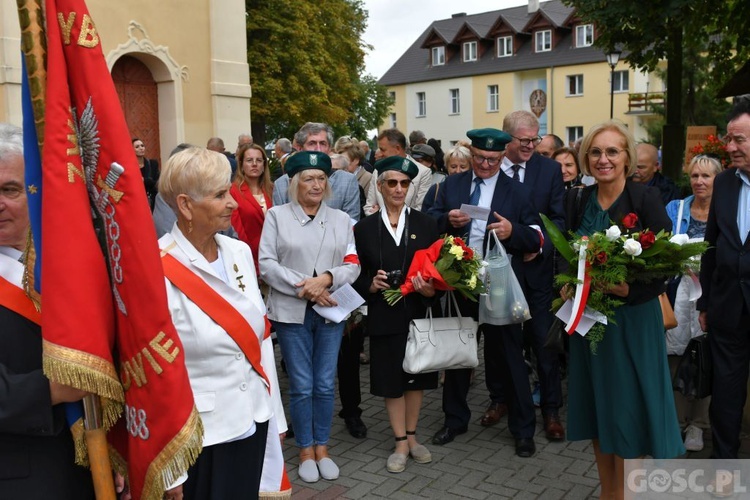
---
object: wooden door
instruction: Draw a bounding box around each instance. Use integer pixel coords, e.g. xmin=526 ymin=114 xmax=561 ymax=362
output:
xmin=112 ymin=55 xmax=161 ymax=163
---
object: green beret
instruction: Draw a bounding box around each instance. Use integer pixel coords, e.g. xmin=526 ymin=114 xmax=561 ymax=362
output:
xmin=375 ymin=156 xmax=419 ymax=179
xmin=284 ymin=151 xmax=332 ymax=177
xmin=466 ymin=128 xmax=512 ymax=151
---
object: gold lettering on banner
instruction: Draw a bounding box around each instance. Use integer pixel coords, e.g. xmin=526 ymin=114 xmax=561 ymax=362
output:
xmin=141 ymin=348 xmax=163 ymax=375
xmin=150 ymin=331 xmax=180 ymax=363
xmin=119 ymin=332 xmax=181 ymax=392
xmin=67 ymin=162 xmax=84 ymax=183
xmin=66 ymin=118 xmax=79 ymax=156
xmin=58 ymin=12 xmax=76 ymax=45
xmin=77 ymin=14 xmax=99 ymax=48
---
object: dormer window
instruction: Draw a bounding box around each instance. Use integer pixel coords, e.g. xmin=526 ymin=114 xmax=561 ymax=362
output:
xmin=463 ymin=41 xmax=477 ymax=62
xmin=497 ymin=36 xmax=513 ymax=57
xmin=535 ymin=30 xmax=551 ymax=52
xmin=576 ymin=24 xmax=593 ymax=47
xmin=432 ymin=46 xmax=445 ymax=66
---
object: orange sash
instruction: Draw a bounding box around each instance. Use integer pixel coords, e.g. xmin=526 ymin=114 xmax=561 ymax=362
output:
xmin=161 ymin=253 xmax=270 ymax=391
xmin=0 ymin=275 xmax=41 ymax=325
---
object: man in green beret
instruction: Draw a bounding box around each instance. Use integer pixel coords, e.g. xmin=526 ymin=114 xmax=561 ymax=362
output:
xmin=426 ymin=127 xmax=543 ymax=458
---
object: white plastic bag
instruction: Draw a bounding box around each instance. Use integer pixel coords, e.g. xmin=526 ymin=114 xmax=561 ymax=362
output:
xmin=479 ymin=230 xmax=531 ymax=325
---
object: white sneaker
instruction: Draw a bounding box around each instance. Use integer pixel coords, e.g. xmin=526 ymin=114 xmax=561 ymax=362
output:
xmin=684 ymin=424 xmax=704 ymax=452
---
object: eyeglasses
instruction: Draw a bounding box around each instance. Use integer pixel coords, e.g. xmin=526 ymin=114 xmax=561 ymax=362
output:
xmin=587 ymin=147 xmax=625 ymax=160
xmin=384 ymin=179 xmax=411 ymax=189
xmin=244 ymin=158 xmax=265 ymax=164
xmin=511 ymin=135 xmax=542 ymax=147
xmin=472 ymin=154 xmax=502 ymax=167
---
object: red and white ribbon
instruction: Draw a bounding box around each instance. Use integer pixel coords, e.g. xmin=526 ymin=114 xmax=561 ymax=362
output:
xmin=565 ymin=237 xmax=590 ymax=335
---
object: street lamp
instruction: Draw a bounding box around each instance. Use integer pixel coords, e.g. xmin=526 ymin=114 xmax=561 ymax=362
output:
xmin=606 ymin=50 xmax=621 ymax=119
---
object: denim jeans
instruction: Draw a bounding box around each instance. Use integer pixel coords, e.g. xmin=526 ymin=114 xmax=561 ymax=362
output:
xmin=273 ymin=307 xmax=344 ymax=448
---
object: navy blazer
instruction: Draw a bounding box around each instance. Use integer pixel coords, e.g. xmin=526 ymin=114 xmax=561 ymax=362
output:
xmin=513 ymin=153 xmax=566 ymax=290
xmin=697 ymin=168 xmax=750 ymax=329
xmin=427 ymin=169 xmax=542 ymax=263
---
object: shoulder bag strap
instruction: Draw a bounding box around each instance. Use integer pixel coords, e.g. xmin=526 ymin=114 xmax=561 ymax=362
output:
xmin=161 ymin=252 xmax=270 ymax=391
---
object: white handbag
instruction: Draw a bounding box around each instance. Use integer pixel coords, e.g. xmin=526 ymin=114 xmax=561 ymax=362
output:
xmin=403 ymin=291 xmax=479 ymax=374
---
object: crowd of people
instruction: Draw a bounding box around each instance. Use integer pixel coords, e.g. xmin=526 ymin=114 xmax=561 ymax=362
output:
xmin=3 ymin=97 xmax=750 ymax=499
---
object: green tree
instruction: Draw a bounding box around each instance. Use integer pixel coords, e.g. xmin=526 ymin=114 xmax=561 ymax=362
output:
xmin=246 ymin=0 xmax=391 ymax=146
xmin=562 ymin=0 xmax=750 ymax=178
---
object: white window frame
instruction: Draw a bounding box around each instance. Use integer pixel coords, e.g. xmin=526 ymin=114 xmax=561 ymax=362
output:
xmin=390 ymin=113 xmax=397 ymax=129
xmin=566 ymin=126 xmax=583 ymax=145
xmin=576 ymin=24 xmax=593 ymax=48
xmin=432 ymin=46 xmax=445 ymax=66
xmin=416 ymin=92 xmax=426 ymax=117
xmin=463 ymin=41 xmax=477 ymax=62
xmin=567 ymin=74 xmax=584 ymax=96
xmin=535 ymin=30 xmax=551 ymax=52
xmin=449 ymin=88 xmax=461 ymax=115
xmin=613 ymin=70 xmax=629 ymax=92
xmin=497 ymin=36 xmax=513 ymax=57
xmin=487 ymin=85 xmax=499 ymax=112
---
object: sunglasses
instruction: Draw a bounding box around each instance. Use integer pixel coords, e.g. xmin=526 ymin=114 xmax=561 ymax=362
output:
xmin=384 ymin=179 xmax=411 ymax=188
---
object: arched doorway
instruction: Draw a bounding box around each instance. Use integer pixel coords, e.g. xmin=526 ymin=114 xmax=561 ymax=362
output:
xmin=112 ymin=55 xmax=161 ymax=164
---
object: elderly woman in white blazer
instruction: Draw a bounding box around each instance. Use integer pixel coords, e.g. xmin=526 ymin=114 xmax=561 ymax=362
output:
xmin=158 ymin=147 xmax=286 ymax=500
xmin=259 ymin=151 xmax=360 ymax=484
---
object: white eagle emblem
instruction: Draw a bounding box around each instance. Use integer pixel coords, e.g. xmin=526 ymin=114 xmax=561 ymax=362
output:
xmin=310 ymin=154 xmax=318 ymax=166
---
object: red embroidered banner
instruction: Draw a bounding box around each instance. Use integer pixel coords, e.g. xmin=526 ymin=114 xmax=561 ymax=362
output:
xmin=27 ymin=0 xmax=203 ymax=497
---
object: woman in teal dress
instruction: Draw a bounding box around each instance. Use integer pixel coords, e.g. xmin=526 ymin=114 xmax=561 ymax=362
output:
xmin=563 ymin=121 xmax=684 ymax=499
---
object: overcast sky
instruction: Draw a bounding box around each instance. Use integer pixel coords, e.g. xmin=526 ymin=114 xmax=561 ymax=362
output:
xmin=362 ymin=0 xmax=529 ymax=79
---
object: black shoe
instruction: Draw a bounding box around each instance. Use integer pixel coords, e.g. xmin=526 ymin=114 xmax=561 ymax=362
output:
xmin=344 ymin=417 xmax=367 ymax=439
xmin=431 ymin=426 xmax=468 ymax=445
xmin=515 ymin=437 xmax=536 ymax=458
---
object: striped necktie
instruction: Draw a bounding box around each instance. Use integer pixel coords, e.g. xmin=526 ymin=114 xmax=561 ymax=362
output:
xmin=512 ymin=164 xmax=521 ymax=182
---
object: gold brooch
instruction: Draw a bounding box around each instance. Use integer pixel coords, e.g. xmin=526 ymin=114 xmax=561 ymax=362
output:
xmin=233 ymin=264 xmax=246 ymax=292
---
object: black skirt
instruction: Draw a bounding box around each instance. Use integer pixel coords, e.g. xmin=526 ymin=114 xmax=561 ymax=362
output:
xmin=369 ymin=331 xmax=438 ymax=398
xmin=183 ymin=421 xmax=268 ymax=500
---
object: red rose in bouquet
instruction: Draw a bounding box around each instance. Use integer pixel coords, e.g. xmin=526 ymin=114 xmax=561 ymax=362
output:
xmin=639 ymin=230 xmax=656 ymax=249
xmin=622 ymin=213 xmax=638 ymax=229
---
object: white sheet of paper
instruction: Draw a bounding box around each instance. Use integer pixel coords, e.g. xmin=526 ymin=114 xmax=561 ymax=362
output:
xmin=555 ymin=299 xmax=607 ymax=336
xmin=312 ymin=283 xmax=366 ymax=323
xmin=460 ymin=203 xmax=491 ymax=221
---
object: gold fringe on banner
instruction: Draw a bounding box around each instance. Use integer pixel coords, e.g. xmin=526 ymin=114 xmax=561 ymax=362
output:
xmin=69 ymin=417 xmax=88 ymax=465
xmin=15 ymin=0 xmax=48 ymax=148
xmin=21 ymin=229 xmax=41 ymax=311
xmin=43 ymin=340 xmax=124 ymax=429
xmin=140 ymin=407 xmax=204 ymax=500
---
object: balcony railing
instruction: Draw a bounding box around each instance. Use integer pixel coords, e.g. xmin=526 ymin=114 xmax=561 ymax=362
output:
xmin=627 ymin=92 xmax=665 ymax=114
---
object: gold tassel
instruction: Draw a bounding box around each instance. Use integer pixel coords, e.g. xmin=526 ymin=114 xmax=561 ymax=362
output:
xmin=21 ymin=229 xmax=41 ymax=312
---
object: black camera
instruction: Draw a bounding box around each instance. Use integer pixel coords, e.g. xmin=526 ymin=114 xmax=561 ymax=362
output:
xmin=384 ymin=270 xmax=404 ymax=288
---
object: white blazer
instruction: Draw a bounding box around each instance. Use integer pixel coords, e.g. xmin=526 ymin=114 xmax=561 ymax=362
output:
xmin=160 ymin=225 xmax=285 ymax=447
xmin=259 ymin=201 xmax=360 ymax=324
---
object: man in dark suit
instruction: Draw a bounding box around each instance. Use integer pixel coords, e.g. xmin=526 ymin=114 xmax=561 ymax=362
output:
xmin=427 ymin=128 xmax=542 ymax=457
xmin=479 ymin=111 xmax=566 ymax=441
xmin=698 ymin=100 xmax=750 ymax=459
xmin=0 ymin=123 xmax=94 ymax=498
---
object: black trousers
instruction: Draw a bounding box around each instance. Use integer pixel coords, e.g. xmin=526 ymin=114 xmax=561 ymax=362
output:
xmin=485 ymin=284 xmax=562 ymax=416
xmin=440 ymin=299 xmax=536 ymax=438
xmin=183 ymin=421 xmax=268 ymax=500
xmin=337 ymin=321 xmax=365 ymax=419
xmin=709 ymin=313 xmax=750 ymax=458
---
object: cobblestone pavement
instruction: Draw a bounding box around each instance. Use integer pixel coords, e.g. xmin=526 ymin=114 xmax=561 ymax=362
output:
xmin=277 ymin=339 xmax=604 ymax=499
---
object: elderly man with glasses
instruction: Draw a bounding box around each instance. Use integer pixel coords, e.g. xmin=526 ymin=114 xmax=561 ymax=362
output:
xmin=427 ymin=127 xmax=543 ymax=457
xmin=477 ymin=111 xmax=567 ymax=443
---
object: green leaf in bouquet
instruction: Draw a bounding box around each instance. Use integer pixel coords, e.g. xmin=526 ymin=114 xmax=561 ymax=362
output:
xmin=541 ymin=213 xmax=575 ymax=262
xmin=639 ymin=239 xmax=668 ymax=258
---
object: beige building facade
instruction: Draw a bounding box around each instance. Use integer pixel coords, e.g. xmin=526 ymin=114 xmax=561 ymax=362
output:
xmin=0 ymin=0 xmax=251 ymax=165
